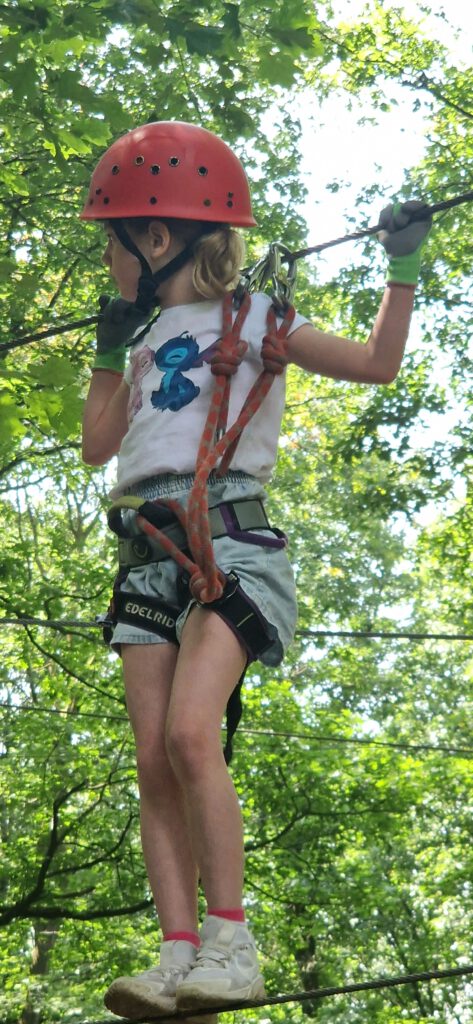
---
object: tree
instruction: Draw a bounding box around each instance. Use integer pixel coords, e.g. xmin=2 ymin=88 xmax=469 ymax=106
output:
xmin=1 ymin=1 xmax=473 ymax=1022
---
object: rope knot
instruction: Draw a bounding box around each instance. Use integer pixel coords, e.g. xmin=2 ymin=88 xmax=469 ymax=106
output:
xmin=211 ymin=338 xmax=248 ymax=377
xmin=189 ymin=569 xmax=225 ymax=604
xmin=261 ymin=332 xmax=288 ymax=375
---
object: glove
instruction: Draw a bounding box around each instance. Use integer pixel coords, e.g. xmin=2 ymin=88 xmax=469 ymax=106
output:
xmin=93 ymin=295 xmax=151 ymax=372
xmin=378 ymin=200 xmax=432 ymax=286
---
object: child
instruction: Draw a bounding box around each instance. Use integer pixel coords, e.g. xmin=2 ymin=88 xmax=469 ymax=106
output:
xmin=81 ymin=121 xmax=431 ymax=1019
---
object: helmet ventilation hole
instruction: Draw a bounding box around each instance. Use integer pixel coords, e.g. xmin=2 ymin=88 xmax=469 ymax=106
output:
xmin=95 ymin=188 xmax=102 ymax=195
xmin=135 ymin=155 xmax=145 ymax=166
xmin=169 ymin=156 xmax=180 ymax=167
xmin=203 ymin=199 xmax=212 ymax=207
xmin=198 ymin=166 xmax=208 ymax=176
xmin=149 ymin=196 xmax=158 ymax=205
xmin=103 ymin=197 xmax=110 ymax=205
xmin=111 ymin=164 xmax=120 ymax=175
xmin=150 ymin=164 xmax=160 ymax=175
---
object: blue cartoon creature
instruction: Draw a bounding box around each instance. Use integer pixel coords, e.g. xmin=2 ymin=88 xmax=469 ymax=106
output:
xmin=151 ymin=331 xmax=214 ymax=413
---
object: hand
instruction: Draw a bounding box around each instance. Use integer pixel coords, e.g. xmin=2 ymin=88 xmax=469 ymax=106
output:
xmin=94 ymin=296 xmax=151 ymax=372
xmin=378 ymin=200 xmax=432 ymax=286
xmin=378 ymin=200 xmax=432 ymax=256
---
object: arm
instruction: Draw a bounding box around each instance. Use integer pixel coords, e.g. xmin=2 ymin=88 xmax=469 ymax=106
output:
xmin=286 ymin=283 xmax=414 ymax=384
xmin=81 ymin=293 xmax=153 ymax=465
xmin=82 ymin=370 xmax=130 ymax=465
xmin=287 ymin=198 xmax=431 ymax=385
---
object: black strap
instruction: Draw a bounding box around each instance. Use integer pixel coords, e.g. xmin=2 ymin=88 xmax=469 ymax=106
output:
xmin=109 ymin=589 xmax=180 ymax=643
xmin=186 ymin=570 xmax=279 ymax=764
xmin=207 ymin=571 xmax=277 ymax=662
xmin=107 ymin=499 xmax=178 ymax=539
xmin=110 ymin=219 xmax=202 ymax=313
xmin=224 ymin=672 xmax=244 ymax=766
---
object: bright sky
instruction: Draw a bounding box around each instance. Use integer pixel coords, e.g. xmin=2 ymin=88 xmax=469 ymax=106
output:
xmin=298 ymin=0 xmax=472 ymax=278
xmin=291 ymin=0 xmax=472 ymax=517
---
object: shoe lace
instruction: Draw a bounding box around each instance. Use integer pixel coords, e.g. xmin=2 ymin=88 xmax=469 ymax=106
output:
xmin=195 ymin=945 xmax=231 ymax=969
xmin=145 ymin=964 xmax=188 ymax=980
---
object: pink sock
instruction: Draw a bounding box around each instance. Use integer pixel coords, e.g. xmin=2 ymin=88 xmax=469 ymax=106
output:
xmin=207 ymin=908 xmax=246 ymax=923
xmin=163 ymin=930 xmax=200 ymax=947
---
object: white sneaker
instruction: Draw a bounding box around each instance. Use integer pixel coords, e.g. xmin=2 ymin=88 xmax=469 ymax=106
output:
xmin=176 ymin=916 xmax=266 ymax=1009
xmin=104 ymin=939 xmax=217 ymax=1020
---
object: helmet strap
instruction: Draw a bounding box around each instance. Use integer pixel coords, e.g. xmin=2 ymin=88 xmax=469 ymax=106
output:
xmin=110 ymin=218 xmax=203 ymax=314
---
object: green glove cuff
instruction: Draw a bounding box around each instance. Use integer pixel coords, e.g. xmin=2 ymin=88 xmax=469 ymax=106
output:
xmin=387 ymin=249 xmax=422 ymax=286
xmin=93 ymin=347 xmax=126 ymax=373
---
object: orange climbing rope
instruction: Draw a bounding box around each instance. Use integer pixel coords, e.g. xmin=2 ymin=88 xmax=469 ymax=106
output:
xmin=134 ymin=291 xmax=295 ymax=603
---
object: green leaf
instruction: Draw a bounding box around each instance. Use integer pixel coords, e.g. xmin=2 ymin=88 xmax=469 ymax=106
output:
xmin=42 ymin=36 xmax=87 ymax=61
xmin=2 ymin=59 xmax=38 ymax=101
xmin=48 ymin=384 xmax=83 ymax=439
xmin=268 ymin=25 xmax=324 ymax=55
xmin=258 ymin=52 xmax=299 ymax=87
xmin=222 ymin=3 xmax=241 ymax=40
xmin=55 ymin=128 xmax=94 ymax=157
xmin=29 ymin=356 xmax=77 ymax=388
xmin=0 ymin=167 xmax=31 ymax=197
xmin=80 ymin=119 xmax=112 ymax=146
xmin=0 ymin=392 xmax=26 ymax=439
xmin=183 ymin=25 xmax=227 ymax=57
xmin=0 ymin=257 xmax=18 ymax=282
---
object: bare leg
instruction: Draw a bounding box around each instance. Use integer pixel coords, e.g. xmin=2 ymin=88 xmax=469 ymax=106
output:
xmin=122 ymin=642 xmax=199 ymax=934
xmin=165 ymin=608 xmax=247 ymax=909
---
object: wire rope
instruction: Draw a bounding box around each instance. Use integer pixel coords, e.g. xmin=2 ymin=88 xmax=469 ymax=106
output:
xmin=57 ymin=961 xmax=473 ymax=1024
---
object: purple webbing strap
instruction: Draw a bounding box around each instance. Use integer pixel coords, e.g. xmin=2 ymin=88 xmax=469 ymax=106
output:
xmin=219 ymin=503 xmax=287 ymax=550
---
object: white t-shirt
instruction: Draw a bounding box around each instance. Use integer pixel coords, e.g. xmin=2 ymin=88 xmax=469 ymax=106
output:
xmin=111 ymin=292 xmax=310 ymax=497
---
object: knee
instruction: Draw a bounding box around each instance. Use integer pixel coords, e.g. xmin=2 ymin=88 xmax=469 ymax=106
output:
xmin=134 ymin=737 xmax=172 ymax=796
xmin=165 ymin=718 xmax=223 ymax=784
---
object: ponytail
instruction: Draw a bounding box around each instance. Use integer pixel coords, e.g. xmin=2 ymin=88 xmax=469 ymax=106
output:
xmin=192 ymin=225 xmax=245 ymax=299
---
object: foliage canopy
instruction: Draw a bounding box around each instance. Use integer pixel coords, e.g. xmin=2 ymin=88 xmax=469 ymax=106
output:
xmin=1 ymin=2 xmax=473 ymax=1023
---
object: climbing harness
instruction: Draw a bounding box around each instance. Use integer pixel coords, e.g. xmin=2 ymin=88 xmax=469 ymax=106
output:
xmin=105 ymin=492 xmax=286 ymax=675
xmin=102 ymin=287 xmax=294 ymax=760
xmin=106 ymin=290 xmax=293 ymax=600
xmin=104 ymin=556 xmax=280 ymax=764
xmin=109 ymin=497 xmax=283 ymax=567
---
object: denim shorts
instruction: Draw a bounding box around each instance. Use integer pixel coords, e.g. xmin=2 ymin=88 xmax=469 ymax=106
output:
xmin=110 ymin=470 xmax=298 ymax=666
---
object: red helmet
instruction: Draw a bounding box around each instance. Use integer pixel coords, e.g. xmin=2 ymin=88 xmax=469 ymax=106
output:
xmin=81 ymin=121 xmax=256 ymax=227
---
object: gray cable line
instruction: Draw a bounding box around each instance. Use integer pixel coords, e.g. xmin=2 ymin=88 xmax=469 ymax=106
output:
xmin=1 ymin=702 xmax=472 ymax=758
xmin=51 ymin=960 xmax=473 ymax=1024
xmin=2 ymin=189 xmax=472 ymax=355
xmin=1 ymin=616 xmax=473 ymax=643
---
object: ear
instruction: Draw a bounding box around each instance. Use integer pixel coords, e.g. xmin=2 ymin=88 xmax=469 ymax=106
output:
xmin=148 ymin=220 xmax=172 ymax=257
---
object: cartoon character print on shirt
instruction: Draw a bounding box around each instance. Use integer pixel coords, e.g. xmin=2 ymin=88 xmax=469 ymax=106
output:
xmin=150 ymin=331 xmax=217 ymax=413
xmin=127 ymin=345 xmax=155 ymax=423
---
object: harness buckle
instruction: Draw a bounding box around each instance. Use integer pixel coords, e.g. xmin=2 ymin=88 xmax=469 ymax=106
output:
xmin=216 ymin=570 xmax=240 ymax=602
xmin=131 ymin=538 xmax=152 ymax=561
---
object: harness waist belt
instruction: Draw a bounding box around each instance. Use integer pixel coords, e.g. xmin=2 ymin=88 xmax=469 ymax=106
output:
xmin=110 ymin=591 xmax=179 ymax=642
xmin=117 ymin=498 xmax=272 ymax=567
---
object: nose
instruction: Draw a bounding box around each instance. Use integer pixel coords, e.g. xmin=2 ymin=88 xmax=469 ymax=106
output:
xmin=102 ymin=241 xmax=112 ymax=268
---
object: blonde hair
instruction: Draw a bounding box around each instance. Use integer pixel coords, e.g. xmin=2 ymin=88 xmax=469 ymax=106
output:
xmin=123 ymin=217 xmax=245 ymax=299
xmin=192 ymin=225 xmax=245 ymax=299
